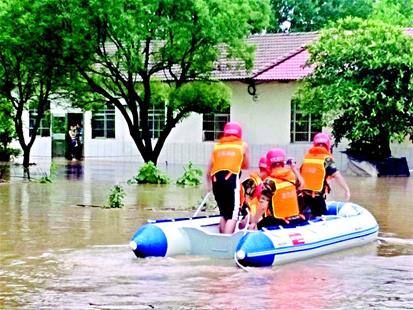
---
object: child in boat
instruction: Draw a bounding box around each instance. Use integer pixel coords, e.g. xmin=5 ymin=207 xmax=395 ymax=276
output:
xmin=206 ymin=121 xmax=250 ymax=234
xmin=257 ymin=148 xmax=305 ymax=229
xmin=299 ymin=132 xmax=350 ymax=218
xmin=239 ymin=155 xmax=268 ymax=230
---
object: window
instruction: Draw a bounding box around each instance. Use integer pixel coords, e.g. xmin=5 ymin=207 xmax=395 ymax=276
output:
xmin=290 ymin=101 xmax=321 ymax=142
xmin=29 ymin=110 xmax=50 ymax=137
xmin=148 ymin=107 xmax=165 ymax=139
xmin=92 ymin=106 xmax=115 ymax=138
xmin=202 ymin=109 xmax=230 ymax=141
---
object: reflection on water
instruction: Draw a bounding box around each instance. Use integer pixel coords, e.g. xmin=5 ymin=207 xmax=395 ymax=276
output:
xmin=0 ymin=160 xmax=412 ymax=309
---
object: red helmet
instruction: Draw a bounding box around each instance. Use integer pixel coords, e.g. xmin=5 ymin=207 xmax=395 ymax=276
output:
xmin=266 ymin=148 xmax=286 ymax=165
xmin=313 ymin=132 xmax=331 ymax=150
xmin=223 ymin=122 xmax=242 ymax=138
xmin=258 ymin=155 xmax=267 ymax=169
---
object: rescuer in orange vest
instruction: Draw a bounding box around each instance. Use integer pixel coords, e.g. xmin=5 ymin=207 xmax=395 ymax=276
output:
xmin=256 ymin=148 xmax=305 ymax=229
xmin=239 ymin=155 xmax=268 ymax=229
xmin=300 ymin=132 xmax=351 ymax=218
xmin=206 ymin=121 xmax=250 ymax=234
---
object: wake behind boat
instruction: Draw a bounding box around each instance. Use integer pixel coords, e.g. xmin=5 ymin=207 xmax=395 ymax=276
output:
xmin=129 ymin=201 xmax=379 ymax=268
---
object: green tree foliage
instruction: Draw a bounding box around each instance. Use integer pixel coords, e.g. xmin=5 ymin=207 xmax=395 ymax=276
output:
xmin=294 ymin=18 xmax=413 ymax=161
xmin=0 ymin=0 xmax=71 ymax=171
xmin=58 ymin=0 xmax=270 ymax=164
xmin=0 ymin=100 xmax=17 ymax=155
xmin=268 ymin=0 xmax=373 ymax=32
xmin=371 ymin=0 xmax=413 ymax=27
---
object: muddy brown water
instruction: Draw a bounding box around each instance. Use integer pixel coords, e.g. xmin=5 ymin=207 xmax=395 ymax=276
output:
xmin=0 ymin=160 xmax=412 ymax=309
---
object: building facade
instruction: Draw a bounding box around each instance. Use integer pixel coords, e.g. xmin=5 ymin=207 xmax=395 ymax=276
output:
xmin=21 ymin=32 xmax=412 ymax=172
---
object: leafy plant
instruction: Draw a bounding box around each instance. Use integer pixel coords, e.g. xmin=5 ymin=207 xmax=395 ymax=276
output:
xmin=176 ymin=162 xmax=203 ymax=186
xmin=103 ymin=185 xmax=125 ymax=208
xmin=127 ymin=161 xmax=170 ymax=184
xmin=39 ymin=162 xmax=58 ymax=183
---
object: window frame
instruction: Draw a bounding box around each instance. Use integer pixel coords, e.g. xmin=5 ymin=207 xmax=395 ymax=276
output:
xmin=29 ymin=110 xmax=51 ymax=137
xmin=91 ymin=106 xmax=116 ymax=139
xmin=202 ymin=109 xmax=230 ymax=141
xmin=290 ymin=101 xmax=321 ymax=143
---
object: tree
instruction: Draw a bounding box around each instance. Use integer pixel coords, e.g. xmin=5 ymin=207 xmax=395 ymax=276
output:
xmin=294 ymin=18 xmax=413 ymax=161
xmin=371 ymin=0 xmax=413 ymax=27
xmin=268 ymin=0 xmax=373 ymax=33
xmin=0 ymin=100 xmax=17 ymax=161
xmin=59 ymin=0 xmax=271 ymax=164
xmin=0 ymin=0 xmax=70 ymax=173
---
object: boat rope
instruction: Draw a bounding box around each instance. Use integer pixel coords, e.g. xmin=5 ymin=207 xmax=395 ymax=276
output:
xmin=234 ymin=252 xmax=250 ymax=272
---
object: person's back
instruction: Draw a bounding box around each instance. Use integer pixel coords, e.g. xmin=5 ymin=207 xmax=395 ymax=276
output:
xmin=300 ymin=133 xmax=350 ymax=217
xmin=206 ymin=122 xmax=249 ymax=234
xmin=257 ymin=148 xmax=304 ymax=229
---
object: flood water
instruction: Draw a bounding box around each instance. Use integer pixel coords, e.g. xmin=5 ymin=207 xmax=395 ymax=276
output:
xmin=0 ymin=160 xmax=412 ymax=309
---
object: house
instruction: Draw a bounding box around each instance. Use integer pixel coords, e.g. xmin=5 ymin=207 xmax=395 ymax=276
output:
xmin=24 ymin=32 xmax=413 ymax=171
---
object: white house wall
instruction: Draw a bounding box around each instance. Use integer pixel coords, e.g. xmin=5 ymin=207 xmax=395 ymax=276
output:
xmin=230 ymin=81 xmax=295 ymax=145
xmin=83 ymin=110 xmax=142 ymax=160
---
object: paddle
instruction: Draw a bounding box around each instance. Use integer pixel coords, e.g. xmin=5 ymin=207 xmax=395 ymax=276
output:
xmin=192 ymin=192 xmax=212 ymax=217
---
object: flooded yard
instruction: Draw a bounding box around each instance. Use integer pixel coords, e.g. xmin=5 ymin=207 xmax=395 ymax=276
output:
xmin=0 ymin=159 xmax=412 ymax=309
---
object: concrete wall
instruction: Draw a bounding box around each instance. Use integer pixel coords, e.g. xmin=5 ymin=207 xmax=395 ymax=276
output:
xmin=19 ymin=79 xmax=413 ymax=174
xmin=230 ymin=81 xmax=296 ymax=144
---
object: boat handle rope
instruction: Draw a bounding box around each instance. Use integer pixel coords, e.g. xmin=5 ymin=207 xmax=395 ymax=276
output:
xmin=193 ymin=192 xmax=212 ymax=217
xmin=234 ymin=251 xmax=251 ymax=272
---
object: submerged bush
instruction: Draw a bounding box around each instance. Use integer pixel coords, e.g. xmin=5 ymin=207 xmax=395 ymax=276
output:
xmin=39 ymin=162 xmax=58 ymax=183
xmin=127 ymin=161 xmax=170 ymax=184
xmin=104 ymin=185 xmax=125 ymax=208
xmin=176 ymin=162 xmax=203 ymax=186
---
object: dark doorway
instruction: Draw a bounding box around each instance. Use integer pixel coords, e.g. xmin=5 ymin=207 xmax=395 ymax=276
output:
xmin=66 ymin=113 xmax=84 ymax=160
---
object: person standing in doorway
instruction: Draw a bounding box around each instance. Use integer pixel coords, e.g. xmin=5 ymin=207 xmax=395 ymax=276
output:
xmin=67 ymin=125 xmax=78 ymax=160
xmin=75 ymin=123 xmax=83 ymax=160
xmin=206 ymin=121 xmax=250 ymax=234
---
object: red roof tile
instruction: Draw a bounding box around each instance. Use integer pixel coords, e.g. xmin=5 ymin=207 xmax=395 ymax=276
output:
xmin=212 ymin=32 xmax=318 ymax=81
xmin=253 ymin=48 xmax=315 ymax=81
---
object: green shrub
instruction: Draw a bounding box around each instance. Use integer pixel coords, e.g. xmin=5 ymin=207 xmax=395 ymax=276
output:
xmin=103 ymin=185 xmax=125 ymax=208
xmin=127 ymin=161 xmax=170 ymax=184
xmin=176 ymin=162 xmax=203 ymax=186
xmin=0 ymin=147 xmax=21 ymax=162
xmin=39 ymin=162 xmax=58 ymax=183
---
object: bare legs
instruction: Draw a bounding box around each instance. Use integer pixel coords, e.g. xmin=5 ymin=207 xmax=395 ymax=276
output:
xmin=219 ymin=218 xmax=237 ymax=234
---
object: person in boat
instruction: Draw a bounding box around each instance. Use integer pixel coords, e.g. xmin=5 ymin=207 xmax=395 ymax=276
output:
xmin=256 ymin=148 xmax=305 ymax=229
xmin=299 ymin=132 xmax=351 ymax=218
xmin=206 ymin=121 xmax=250 ymax=234
xmin=239 ymin=155 xmax=268 ymax=229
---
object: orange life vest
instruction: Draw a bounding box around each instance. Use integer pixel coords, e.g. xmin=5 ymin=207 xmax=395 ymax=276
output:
xmin=301 ymin=146 xmax=332 ymax=193
xmin=210 ymin=136 xmax=245 ymax=175
xmin=265 ymin=167 xmax=300 ymax=220
xmin=248 ymin=196 xmax=259 ymax=216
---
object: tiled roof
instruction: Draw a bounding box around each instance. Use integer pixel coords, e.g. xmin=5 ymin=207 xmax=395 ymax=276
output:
xmin=102 ymin=29 xmax=412 ymax=83
xmin=212 ymin=32 xmax=319 ymax=81
xmin=252 ymin=48 xmax=315 ymax=81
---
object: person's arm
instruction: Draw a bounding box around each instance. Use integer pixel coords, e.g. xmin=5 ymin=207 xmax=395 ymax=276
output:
xmin=332 ymin=171 xmax=351 ymax=201
xmin=205 ymin=158 xmax=213 ymax=193
xmin=288 ymin=159 xmax=305 ymax=190
xmin=241 ymin=143 xmax=250 ymax=170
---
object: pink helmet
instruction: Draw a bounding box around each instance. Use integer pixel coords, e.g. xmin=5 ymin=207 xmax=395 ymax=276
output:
xmin=223 ymin=122 xmax=242 ymax=138
xmin=258 ymin=155 xmax=267 ymax=169
xmin=266 ymin=148 xmax=286 ymax=165
xmin=313 ymin=132 xmax=331 ymax=150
